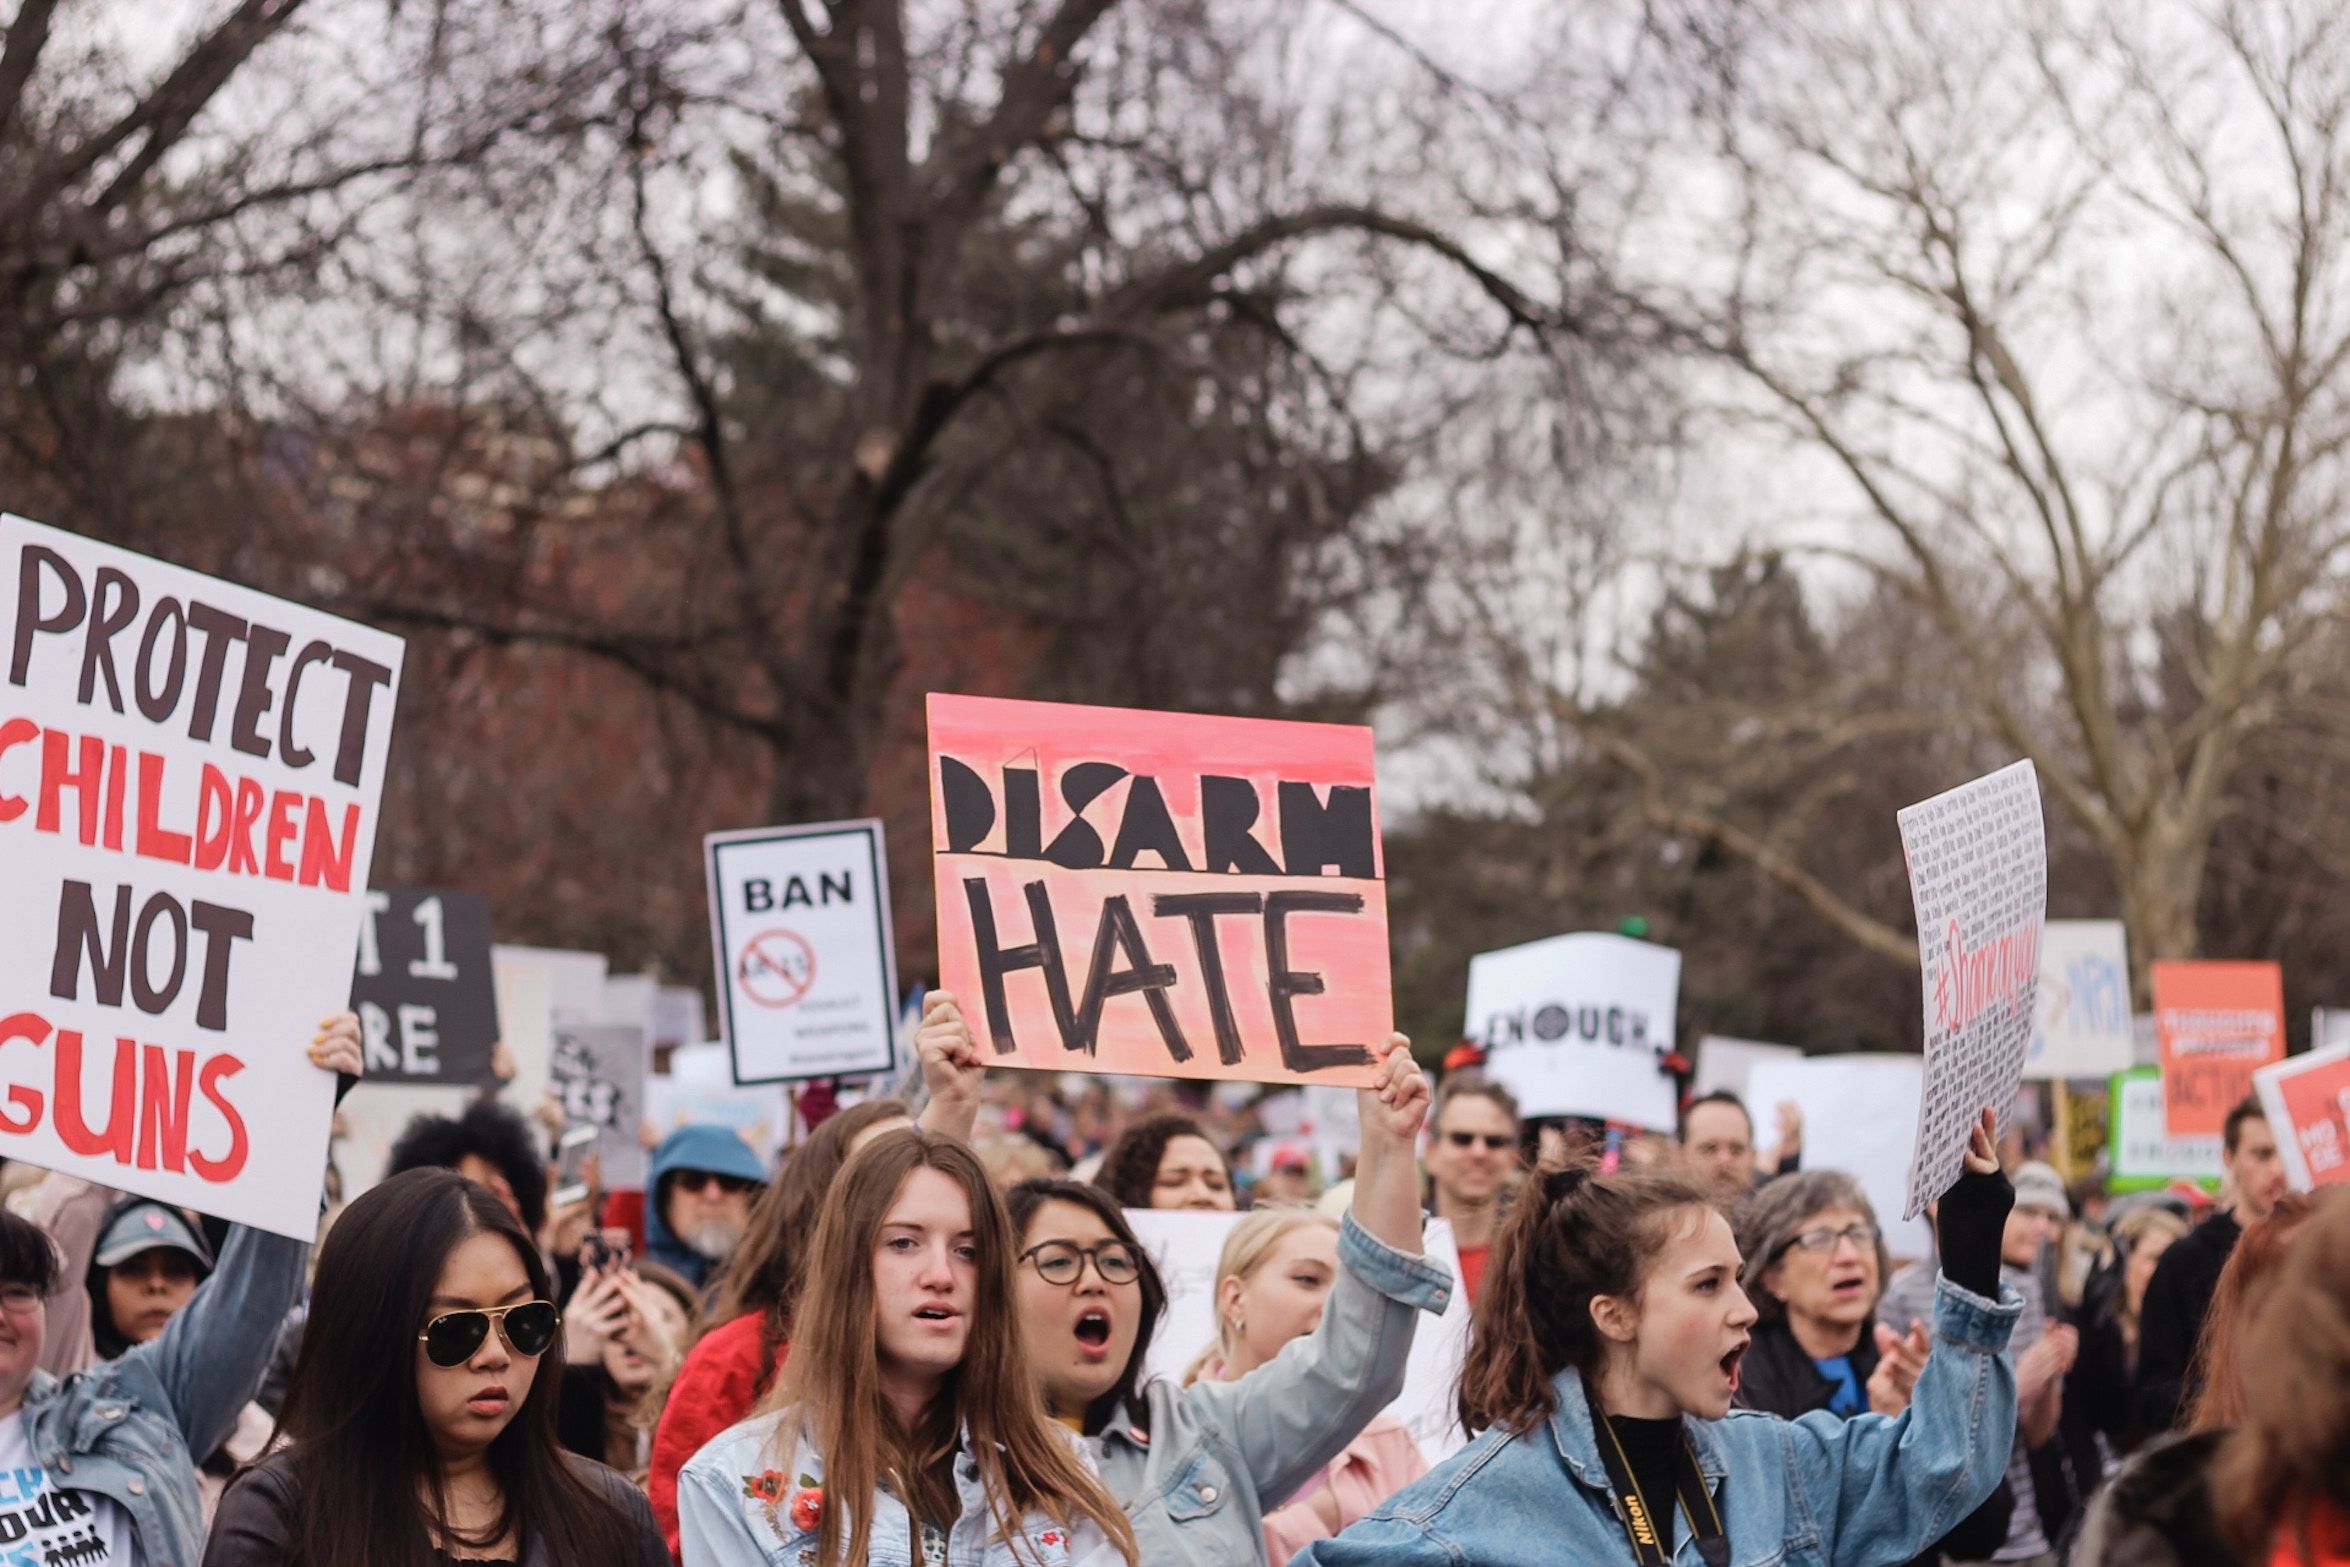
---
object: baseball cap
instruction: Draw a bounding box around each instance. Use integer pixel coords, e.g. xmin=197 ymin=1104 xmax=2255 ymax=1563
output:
xmin=93 ymin=1203 xmax=214 ymax=1273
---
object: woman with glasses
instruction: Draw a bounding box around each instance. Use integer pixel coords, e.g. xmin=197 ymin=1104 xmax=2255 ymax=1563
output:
xmin=1005 ymin=1035 xmax=1454 ymax=1567
xmin=677 ymin=1131 xmax=1136 ymax=1567
xmin=204 ymin=1167 xmax=664 ymax=1566
xmin=1732 ymin=1169 xmax=2012 ymax=1562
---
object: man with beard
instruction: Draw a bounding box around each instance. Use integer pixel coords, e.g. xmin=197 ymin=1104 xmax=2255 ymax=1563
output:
xmin=644 ymin=1125 xmax=768 ymax=1291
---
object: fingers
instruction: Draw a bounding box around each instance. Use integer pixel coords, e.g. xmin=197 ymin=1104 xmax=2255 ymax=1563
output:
xmin=308 ymin=1012 xmax=364 ymax=1078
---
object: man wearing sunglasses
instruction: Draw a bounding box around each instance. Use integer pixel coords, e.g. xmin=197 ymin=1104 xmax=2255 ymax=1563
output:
xmin=1422 ymin=1078 xmax=1521 ymax=1304
xmin=642 ymin=1124 xmax=768 ymax=1291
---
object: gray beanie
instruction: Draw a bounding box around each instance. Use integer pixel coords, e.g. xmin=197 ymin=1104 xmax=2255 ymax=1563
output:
xmin=2010 ymin=1161 xmax=2071 ymax=1221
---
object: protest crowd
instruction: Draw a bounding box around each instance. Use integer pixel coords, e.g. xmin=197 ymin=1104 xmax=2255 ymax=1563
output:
xmin=4 ymin=518 xmax=2350 ymax=1567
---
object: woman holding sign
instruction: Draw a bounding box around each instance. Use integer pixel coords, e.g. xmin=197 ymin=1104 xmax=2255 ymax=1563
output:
xmin=1291 ymin=1108 xmax=2023 ymax=1567
xmin=1005 ymin=1035 xmax=1451 ymax=1567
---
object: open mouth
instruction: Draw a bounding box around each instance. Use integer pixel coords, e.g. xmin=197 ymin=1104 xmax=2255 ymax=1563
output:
xmin=1074 ymin=1309 xmax=1112 ymax=1349
xmin=1829 ymin=1277 xmax=1867 ymax=1298
xmin=913 ymin=1306 xmax=957 ymax=1324
xmin=1719 ymin=1341 xmax=1747 ymax=1390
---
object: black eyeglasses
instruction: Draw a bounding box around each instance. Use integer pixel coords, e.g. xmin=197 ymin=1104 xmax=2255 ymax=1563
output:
xmin=418 ymin=1300 xmax=560 ymax=1367
xmin=1020 ymin=1240 xmax=1141 ymax=1287
xmin=1788 ymin=1223 xmax=1878 ymax=1255
xmin=1443 ymin=1131 xmax=1514 ymax=1151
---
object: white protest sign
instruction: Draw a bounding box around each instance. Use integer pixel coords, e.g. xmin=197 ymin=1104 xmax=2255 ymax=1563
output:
xmin=1466 ymin=933 xmax=1681 ymax=1130
xmin=1692 ymin=1036 xmax=1802 ymax=1103
xmin=644 ymin=1040 xmax=791 ymax=1163
xmin=2025 ymin=920 xmax=2132 ymax=1081
xmin=1896 ymin=760 xmax=2046 ymax=1219
xmin=1745 ymin=1055 xmax=1932 ymax=1259
xmin=706 ymin=821 xmax=899 ymax=1084
xmin=552 ymin=1021 xmax=650 ymax=1187
xmin=0 ymin=514 xmax=403 ymax=1239
xmin=2109 ymin=1066 xmax=2223 ymax=1188
xmin=1126 ymin=1208 xmax=1472 ymax=1464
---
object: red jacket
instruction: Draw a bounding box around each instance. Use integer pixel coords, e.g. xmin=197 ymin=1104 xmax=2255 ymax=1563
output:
xmin=647 ymin=1312 xmax=786 ymax=1561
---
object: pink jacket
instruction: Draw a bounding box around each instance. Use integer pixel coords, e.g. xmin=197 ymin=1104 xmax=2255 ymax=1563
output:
xmin=1259 ymin=1415 xmax=1430 ymax=1567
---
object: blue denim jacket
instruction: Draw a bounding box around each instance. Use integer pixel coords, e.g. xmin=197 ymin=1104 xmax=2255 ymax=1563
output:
xmin=19 ymin=1222 xmax=308 ymax=1567
xmin=678 ymin=1417 xmax=1109 ymax=1567
xmin=1090 ymin=1211 xmax=1453 ymax=1567
xmin=1293 ymin=1273 xmax=2020 ymax=1567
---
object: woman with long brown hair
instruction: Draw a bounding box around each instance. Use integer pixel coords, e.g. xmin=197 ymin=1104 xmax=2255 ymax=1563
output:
xmin=2074 ymin=1186 xmax=2350 ymax=1566
xmin=677 ymin=1130 xmax=1136 ymax=1567
xmin=648 ymin=994 xmax=985 ymax=1554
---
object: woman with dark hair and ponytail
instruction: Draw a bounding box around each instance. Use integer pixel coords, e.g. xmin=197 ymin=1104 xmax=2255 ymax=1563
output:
xmin=203 ymin=1168 xmax=666 ymax=1567
xmin=1294 ymin=1108 xmax=2023 ymax=1567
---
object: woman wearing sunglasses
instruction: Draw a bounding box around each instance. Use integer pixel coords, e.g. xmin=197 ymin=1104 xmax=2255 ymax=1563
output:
xmin=204 ymin=1167 xmax=665 ymax=1566
xmin=678 ymin=1130 xmax=1136 ymax=1567
xmin=1004 ymin=1035 xmax=1453 ymax=1567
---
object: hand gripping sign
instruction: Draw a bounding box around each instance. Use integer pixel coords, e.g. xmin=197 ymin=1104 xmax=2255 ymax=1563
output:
xmin=928 ymin=693 xmax=1391 ymax=1087
xmin=0 ymin=514 xmax=402 ymax=1240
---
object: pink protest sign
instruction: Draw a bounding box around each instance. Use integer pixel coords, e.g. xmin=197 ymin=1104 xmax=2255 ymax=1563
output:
xmin=927 ymin=693 xmax=1390 ymax=1087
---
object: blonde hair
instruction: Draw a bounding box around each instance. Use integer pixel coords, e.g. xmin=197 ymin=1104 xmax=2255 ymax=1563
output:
xmin=1182 ymin=1207 xmax=1341 ymax=1385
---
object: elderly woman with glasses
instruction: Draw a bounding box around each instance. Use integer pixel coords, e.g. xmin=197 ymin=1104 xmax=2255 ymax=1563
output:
xmin=1732 ymin=1169 xmax=2015 ymax=1564
xmin=1731 ymin=1171 xmax=1905 ymax=1421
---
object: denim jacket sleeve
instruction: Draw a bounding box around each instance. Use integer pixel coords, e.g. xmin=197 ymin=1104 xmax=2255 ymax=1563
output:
xmin=1182 ymin=1211 xmax=1452 ymax=1512
xmin=1780 ymin=1272 xmax=2021 ymax=1564
xmin=678 ymin=1445 xmax=771 ymax=1567
xmin=126 ymin=1221 xmax=309 ymax=1462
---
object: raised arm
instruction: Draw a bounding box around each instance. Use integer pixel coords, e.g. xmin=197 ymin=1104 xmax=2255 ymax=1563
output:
xmin=1187 ymin=1038 xmax=1451 ymax=1507
xmin=911 ymin=991 xmax=984 ymax=1144
xmin=133 ymin=1013 xmax=360 ymax=1458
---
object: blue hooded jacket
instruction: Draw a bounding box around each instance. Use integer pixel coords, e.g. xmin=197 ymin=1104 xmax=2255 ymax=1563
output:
xmin=643 ymin=1123 xmax=769 ymax=1289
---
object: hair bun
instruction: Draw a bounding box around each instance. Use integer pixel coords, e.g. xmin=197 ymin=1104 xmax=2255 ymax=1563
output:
xmin=1543 ymin=1166 xmax=1591 ymax=1203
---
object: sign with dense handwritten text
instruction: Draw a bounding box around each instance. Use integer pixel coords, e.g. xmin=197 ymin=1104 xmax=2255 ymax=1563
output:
xmin=1466 ymin=932 xmax=1681 ymax=1130
xmin=706 ymin=821 xmax=899 ymax=1085
xmin=0 ymin=514 xmax=402 ymax=1239
xmin=349 ymin=886 xmax=500 ymax=1085
xmin=2025 ymin=920 xmax=2131 ymax=1081
xmin=1897 ymin=760 xmax=2047 ymax=1219
xmin=928 ymin=694 xmax=1390 ymax=1087
xmin=2152 ymin=961 xmax=2284 ymax=1139
xmin=2252 ymin=1043 xmax=2350 ymax=1193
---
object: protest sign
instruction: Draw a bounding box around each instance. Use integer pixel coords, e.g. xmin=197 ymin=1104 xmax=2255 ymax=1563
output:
xmin=1897 ymin=760 xmax=2047 ymax=1220
xmin=1126 ymin=1208 xmax=1472 ymax=1463
xmin=0 ymin=514 xmax=402 ymax=1239
xmin=1465 ymin=933 xmax=1681 ymax=1129
xmin=705 ymin=821 xmax=899 ymax=1085
xmin=2110 ymin=1066 xmax=2224 ymax=1190
xmin=1746 ymin=1055 xmax=1932 ymax=1258
xmin=2253 ymin=1044 xmax=2350 ymax=1192
xmin=349 ymin=886 xmax=499 ymax=1085
xmin=1692 ymin=1035 xmax=1802 ymax=1103
xmin=2025 ymin=920 xmax=2132 ymax=1081
xmin=2152 ymin=961 xmax=2284 ymax=1138
xmin=645 ymin=1040 xmax=791 ymax=1164
xmin=551 ymin=1022 xmax=650 ymax=1187
xmin=652 ymin=985 xmax=705 ymax=1052
xmin=928 ymin=693 xmax=1390 ymax=1088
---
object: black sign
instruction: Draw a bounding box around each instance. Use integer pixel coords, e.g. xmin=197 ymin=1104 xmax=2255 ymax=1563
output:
xmin=348 ymin=887 xmax=500 ymax=1084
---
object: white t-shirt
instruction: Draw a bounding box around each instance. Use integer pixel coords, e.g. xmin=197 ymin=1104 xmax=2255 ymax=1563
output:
xmin=0 ymin=1409 xmax=137 ymax=1567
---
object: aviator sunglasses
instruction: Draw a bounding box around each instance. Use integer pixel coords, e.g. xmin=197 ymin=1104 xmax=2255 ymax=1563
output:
xmin=418 ymin=1300 xmax=560 ymax=1367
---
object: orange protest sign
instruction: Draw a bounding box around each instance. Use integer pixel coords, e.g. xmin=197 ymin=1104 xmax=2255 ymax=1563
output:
xmin=2254 ymin=1043 xmax=2350 ymax=1191
xmin=2152 ymin=961 xmax=2285 ymax=1138
xmin=927 ymin=693 xmax=1390 ymax=1086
